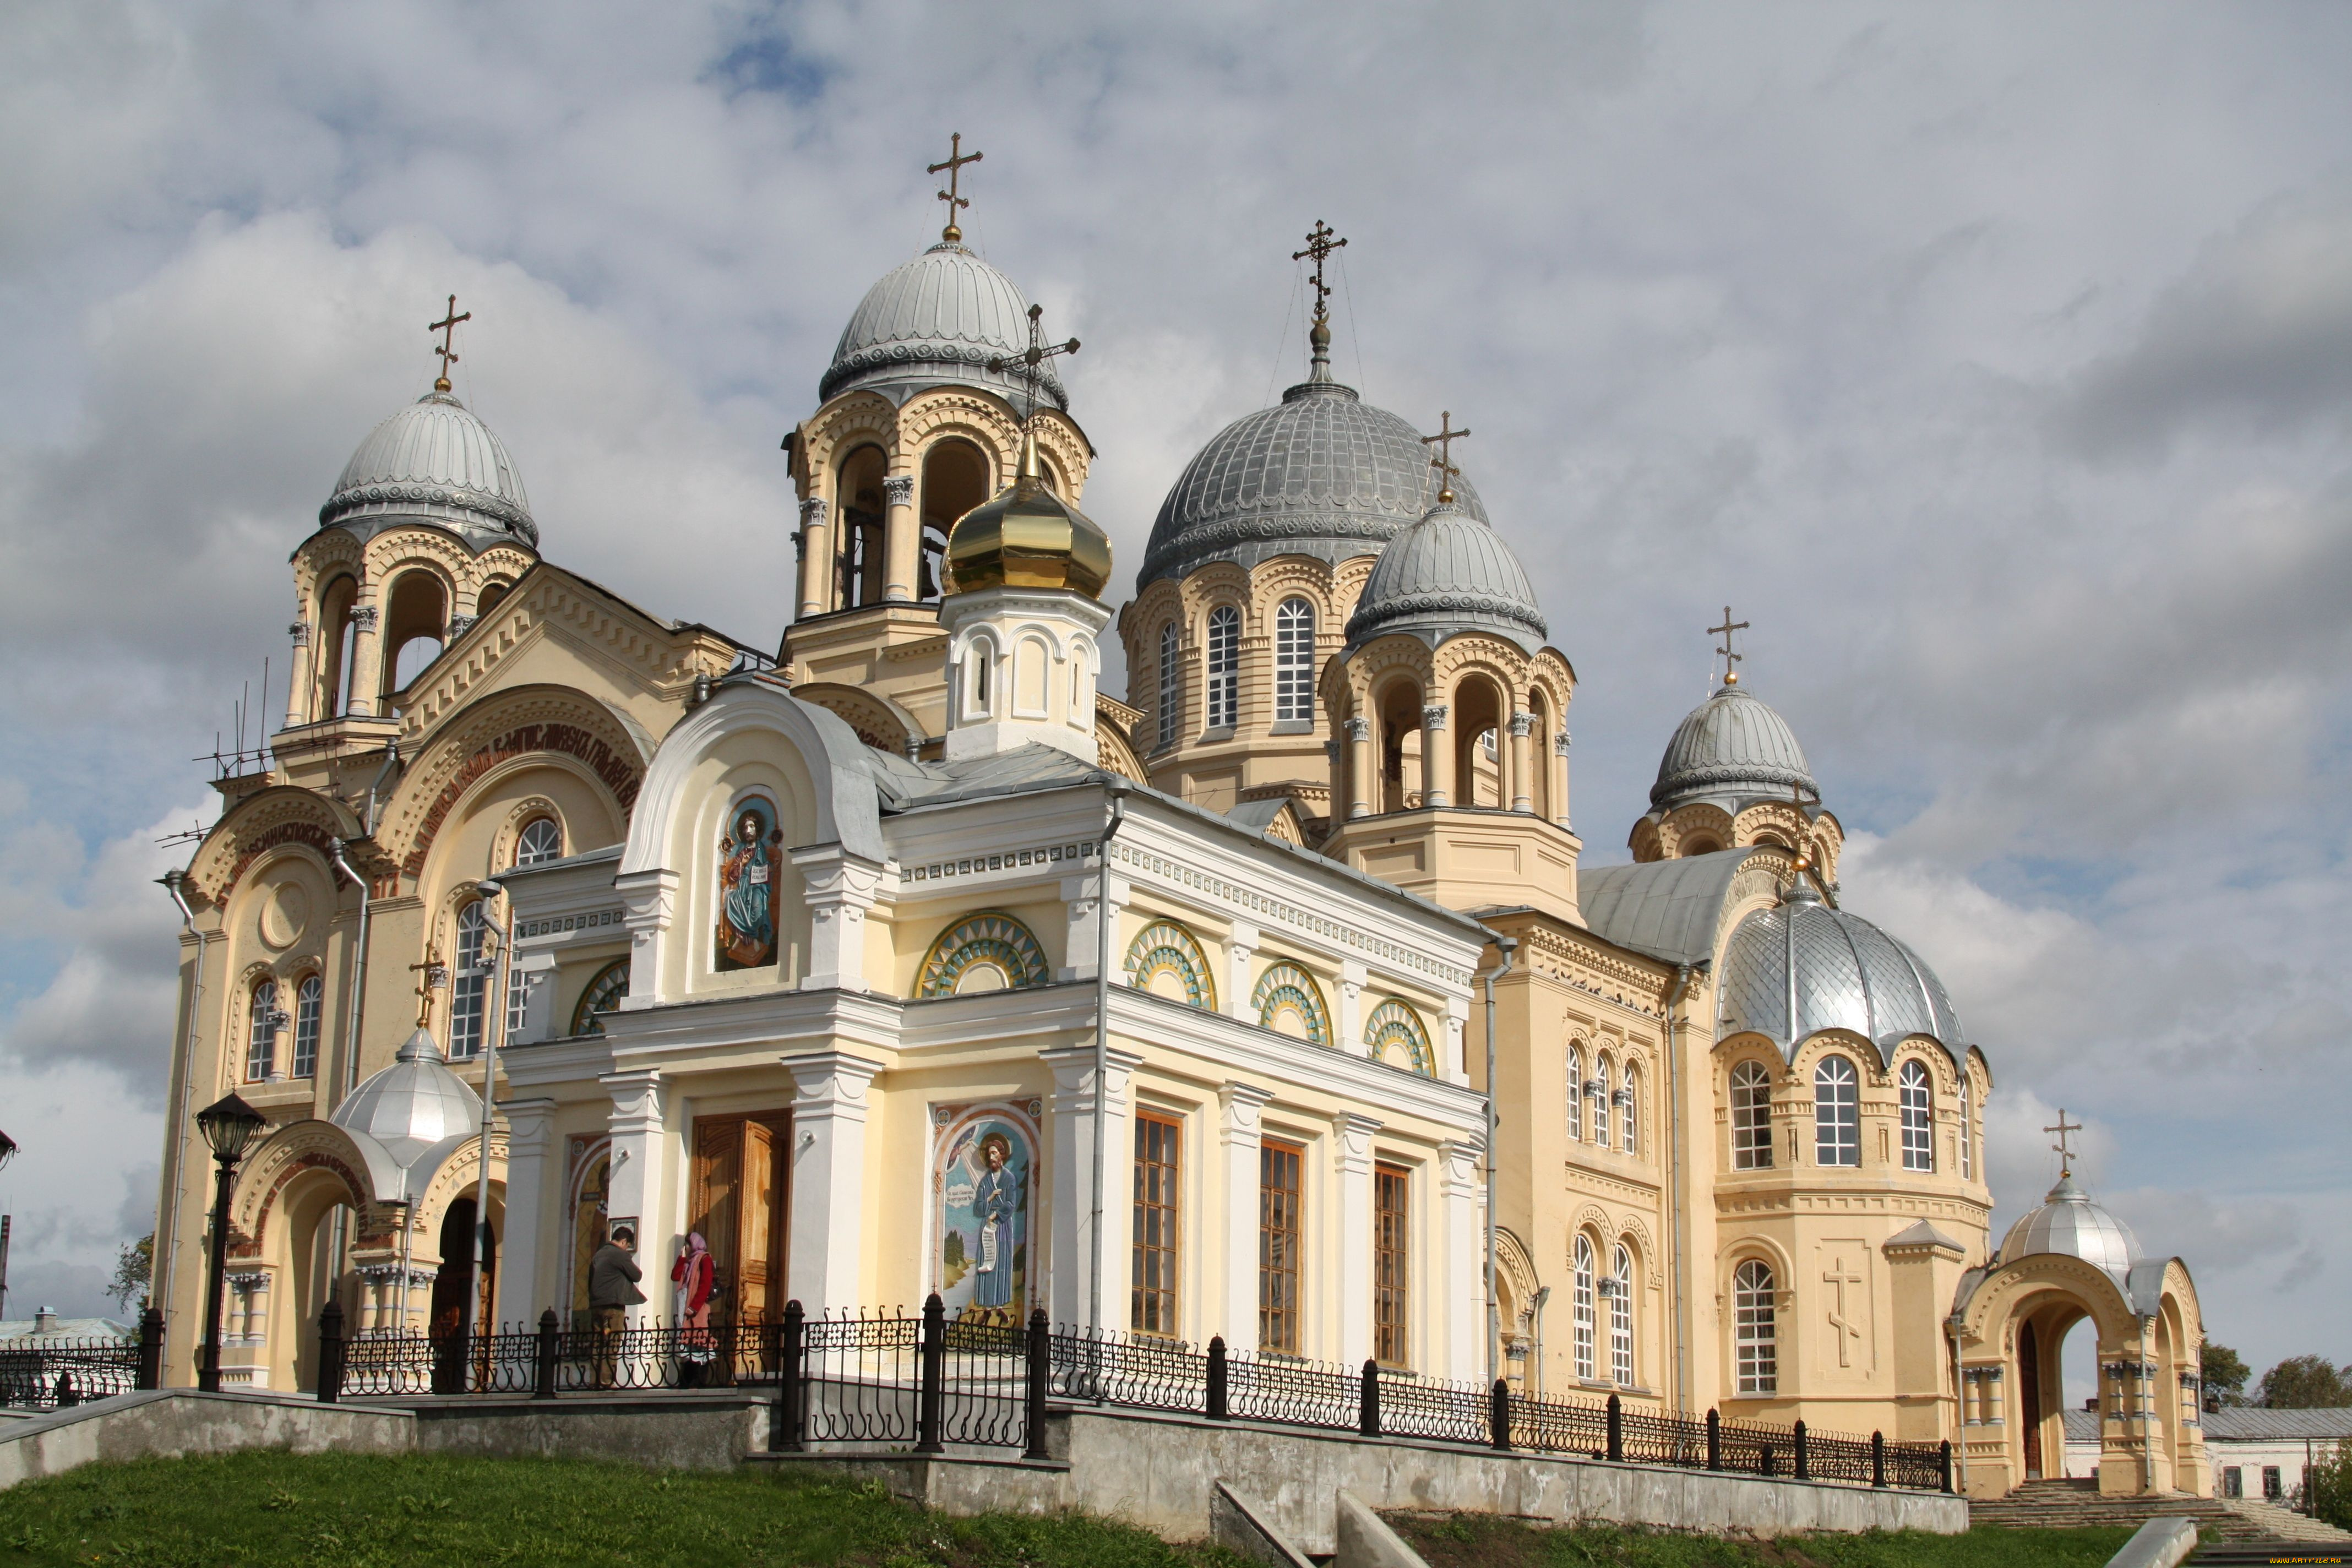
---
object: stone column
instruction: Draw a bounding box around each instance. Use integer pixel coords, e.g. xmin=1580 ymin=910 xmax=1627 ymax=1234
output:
xmin=600 ymin=1068 xmax=667 ymax=1327
xmin=497 ymin=1097 xmax=558 ymax=1319
xmin=1438 ymin=1140 xmax=1484 ymax=1381
xmin=881 ymin=472 xmax=919 ymax=602
xmin=1346 ymin=718 xmax=1373 ymax=819
xmin=1331 ymin=1112 xmax=1382 ymax=1367
xmin=1420 ymin=704 xmax=1452 ymax=807
xmin=790 ymin=846 xmax=883 ymax=992
xmin=784 ymin=1052 xmax=882 ymax=1314
xmin=1338 ymin=961 xmax=1366 ymax=1055
xmin=616 ymin=868 xmax=678 ymax=1010
xmin=1553 ymin=729 xmax=1572 ymax=830
xmin=1218 ymin=1083 xmax=1272 ymax=1348
xmin=343 ymin=602 xmax=383 ymax=717
xmin=1042 ymin=1044 xmax=1142 ymax=1329
xmin=1509 ymin=711 xmax=1536 ymax=813
xmin=795 ymin=495 xmax=830 ymax=618
xmin=1226 ymin=922 xmax=1259 ymax=1025
xmin=285 ymin=618 xmax=313 ymax=728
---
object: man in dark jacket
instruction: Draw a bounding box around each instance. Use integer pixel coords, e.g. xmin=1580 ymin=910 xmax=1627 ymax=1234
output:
xmin=588 ymin=1225 xmax=644 ymax=1387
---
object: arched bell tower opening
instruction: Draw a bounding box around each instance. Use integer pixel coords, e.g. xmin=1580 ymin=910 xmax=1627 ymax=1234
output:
xmin=919 ymin=439 xmax=991 ymax=603
xmin=314 ymin=574 xmax=360 ymax=718
xmin=382 ymin=570 xmax=449 ymax=695
xmin=835 ymin=445 xmax=889 ymax=610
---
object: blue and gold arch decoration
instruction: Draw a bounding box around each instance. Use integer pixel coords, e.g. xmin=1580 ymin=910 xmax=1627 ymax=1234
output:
xmin=1251 ymin=961 xmax=1331 ymax=1046
xmin=1363 ymin=998 xmax=1436 ymax=1077
xmin=1124 ymin=920 xmax=1217 ymax=1011
xmin=918 ymin=912 xmax=1050 ymax=999
xmin=570 ymin=959 xmax=631 ymax=1037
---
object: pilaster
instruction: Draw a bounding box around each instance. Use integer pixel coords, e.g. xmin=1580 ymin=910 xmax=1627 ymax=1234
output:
xmin=1338 ymin=961 xmax=1366 ymax=1054
xmin=1438 ymin=1139 xmax=1484 ymax=1381
xmin=600 ymin=1068 xmax=667 ymax=1327
xmin=1218 ymin=1082 xmax=1273 ymax=1347
xmin=784 ymin=1051 xmax=883 ymax=1314
xmin=1226 ymin=922 xmax=1259 ymax=1026
xmin=1042 ymin=1044 xmax=1142 ymax=1330
xmin=1331 ymin=1110 xmax=1382 ymax=1368
xmin=790 ymin=846 xmax=884 ymax=992
xmin=616 ymin=868 xmax=678 ymax=1009
xmin=497 ymin=1097 xmax=559 ymax=1318
xmin=881 ymin=472 xmax=918 ymax=602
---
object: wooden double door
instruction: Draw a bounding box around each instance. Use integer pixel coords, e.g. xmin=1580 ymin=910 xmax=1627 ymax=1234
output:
xmin=688 ymin=1112 xmax=791 ymax=1325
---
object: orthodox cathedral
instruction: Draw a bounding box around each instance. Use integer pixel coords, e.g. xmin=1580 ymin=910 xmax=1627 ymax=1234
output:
xmin=151 ymin=158 xmax=2211 ymax=1499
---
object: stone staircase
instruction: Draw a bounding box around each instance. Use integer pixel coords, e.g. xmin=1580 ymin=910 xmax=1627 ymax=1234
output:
xmin=1967 ymin=1478 xmax=2262 ymax=1542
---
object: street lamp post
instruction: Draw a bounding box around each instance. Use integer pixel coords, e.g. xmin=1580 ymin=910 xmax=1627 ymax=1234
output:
xmin=0 ymin=1128 xmax=17 ymax=1322
xmin=194 ymin=1093 xmax=267 ymax=1393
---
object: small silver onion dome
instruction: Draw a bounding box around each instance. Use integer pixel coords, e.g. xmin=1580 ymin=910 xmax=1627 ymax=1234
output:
xmin=1345 ymin=498 xmax=1548 ymax=654
xmin=822 ymin=241 xmax=1064 ymax=410
xmin=331 ymin=1026 xmax=482 ymax=1171
xmin=320 ymin=389 xmax=536 ymax=547
xmin=1717 ymin=881 xmax=1966 ymax=1050
xmin=1651 ymin=680 xmax=1817 ymax=812
xmin=1999 ymin=1174 xmax=2139 ymax=1279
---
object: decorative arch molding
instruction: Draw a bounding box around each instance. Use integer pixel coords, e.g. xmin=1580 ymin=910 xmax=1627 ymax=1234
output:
xmin=1095 ymin=715 xmax=1148 ymax=784
xmin=1616 ymin=1213 xmax=1663 ymax=1288
xmin=793 ymin=682 xmax=921 ymax=754
xmin=187 ymin=787 xmax=362 ymax=910
xmin=1251 ymin=961 xmax=1331 ymax=1046
xmin=1790 ymin=1027 xmax=1891 ymax=1079
xmin=1955 ymin=1254 xmax=2143 ymax=1349
xmin=1717 ymin=1234 xmax=1797 ymax=1300
xmin=405 ymin=1133 xmax=510 ymax=1256
xmin=1495 ymin=1226 xmax=1542 ymax=1320
xmin=918 ymin=911 xmax=1050 ymax=999
xmin=227 ymin=1121 xmax=394 ymax=1259
xmin=1363 ymin=998 xmax=1435 ymax=1076
xmin=1124 ymin=919 xmax=1217 ymax=1010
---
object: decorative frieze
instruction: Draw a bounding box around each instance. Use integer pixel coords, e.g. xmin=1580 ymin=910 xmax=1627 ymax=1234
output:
xmin=907 ymin=840 xmax=1098 ymax=884
xmin=519 ymin=908 xmax=627 ymax=939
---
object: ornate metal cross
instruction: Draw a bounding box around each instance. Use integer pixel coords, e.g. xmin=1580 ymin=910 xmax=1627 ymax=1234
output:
xmin=407 ymin=946 xmax=448 ymax=1027
xmin=987 ymin=302 xmax=1079 ymax=424
xmin=1710 ymin=607 xmax=1750 ymax=684
xmin=2045 ymin=1110 xmax=2083 ymax=1176
xmin=1292 ymin=220 xmax=1348 ymax=322
xmin=929 ymin=132 xmax=984 ymax=242
xmin=429 ymin=295 xmax=470 ymax=391
xmin=1422 ymin=411 xmax=1471 ymax=504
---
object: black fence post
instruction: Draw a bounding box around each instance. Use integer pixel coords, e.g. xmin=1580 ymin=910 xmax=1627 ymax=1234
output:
xmin=1706 ymin=1407 xmax=1722 ymax=1471
xmin=1939 ymin=1439 xmax=1953 ymax=1494
xmin=1793 ymin=1418 xmax=1809 ymax=1479
xmin=534 ymin=1309 xmax=559 ymax=1401
xmin=1358 ymin=1359 xmax=1380 ymax=1438
xmin=315 ymin=1299 xmax=344 ymax=1404
xmin=1490 ymin=1380 xmax=1511 ymax=1452
xmin=776 ymin=1300 xmax=805 ymax=1453
xmin=1761 ymin=1445 xmax=1776 ymax=1477
xmin=1206 ymin=1336 xmax=1228 ymax=1422
xmin=915 ymin=1293 xmax=945 ymax=1455
xmin=1607 ymin=1392 xmax=1623 ymax=1462
xmin=1871 ymin=1430 xmax=1886 ymax=1488
xmin=1023 ymin=1309 xmax=1050 ymax=1461
xmin=136 ymin=1307 xmax=165 ymax=1391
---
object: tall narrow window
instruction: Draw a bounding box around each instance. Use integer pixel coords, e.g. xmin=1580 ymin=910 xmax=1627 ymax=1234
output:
xmin=1734 ymin=1260 xmax=1777 ymax=1394
xmin=291 ymin=974 xmax=323 ymax=1080
xmin=515 ymin=818 xmax=562 ymax=867
xmin=1373 ymin=1163 xmax=1410 ymax=1366
xmin=1609 ymin=1244 xmax=1635 ymax=1386
xmin=245 ymin=979 xmax=280 ymax=1082
xmin=1156 ymin=623 xmax=1180 ymax=749
xmin=1206 ymin=606 xmax=1239 ymax=730
xmin=450 ymin=902 xmax=488 ymax=1059
xmin=1730 ymin=1061 xmax=1773 ymax=1169
xmin=1131 ymin=1113 xmax=1182 ymax=1336
xmin=1814 ymin=1055 xmax=1859 ymax=1167
xmin=1620 ymin=1066 xmax=1640 ymax=1155
xmin=1899 ymin=1059 xmax=1934 ymax=1172
xmin=1594 ymin=1059 xmax=1614 ymax=1151
xmin=1565 ymin=1044 xmax=1584 ymax=1140
xmin=1959 ymin=1077 xmax=1974 ymax=1180
xmin=1274 ymin=598 xmax=1314 ymax=723
xmin=1259 ymin=1139 xmax=1303 ymax=1353
xmin=506 ymin=966 xmax=533 ymax=1043
xmin=1571 ymin=1235 xmax=1596 ymax=1381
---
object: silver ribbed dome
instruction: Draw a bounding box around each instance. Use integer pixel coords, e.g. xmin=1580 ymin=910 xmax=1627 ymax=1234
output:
xmin=1717 ymin=885 xmax=1966 ymax=1050
xmin=1345 ymin=499 xmax=1548 ymax=654
xmin=321 ymin=390 xmax=536 ymax=547
xmin=2000 ymin=1174 xmax=2138 ymax=1278
xmin=1139 ymin=381 xmax=1485 ymax=589
xmin=821 ymin=241 xmax=1065 ymax=410
xmin=1652 ymin=681 xmax=1817 ymax=811
xmin=330 ymin=1026 xmax=482 ymax=1171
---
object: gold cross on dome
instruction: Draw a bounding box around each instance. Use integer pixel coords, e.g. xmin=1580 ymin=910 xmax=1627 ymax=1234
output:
xmin=929 ymin=132 xmax=984 ymax=242
xmin=1422 ymin=411 xmax=1471 ymax=504
xmin=1709 ymin=607 xmax=1750 ymax=685
xmin=428 ymin=296 xmax=470 ymax=392
xmin=2045 ymin=1110 xmax=2083 ymax=1177
xmin=1292 ymin=220 xmax=1348 ymax=323
xmin=987 ymin=302 xmax=1079 ymax=424
xmin=407 ymin=945 xmax=448 ymax=1027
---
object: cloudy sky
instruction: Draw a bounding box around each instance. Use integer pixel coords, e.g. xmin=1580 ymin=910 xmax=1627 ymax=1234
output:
xmin=3 ymin=2 xmax=2346 ymax=1392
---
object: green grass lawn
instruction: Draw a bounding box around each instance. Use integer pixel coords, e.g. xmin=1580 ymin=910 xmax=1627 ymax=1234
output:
xmin=1393 ymin=1511 xmax=2143 ymax=1567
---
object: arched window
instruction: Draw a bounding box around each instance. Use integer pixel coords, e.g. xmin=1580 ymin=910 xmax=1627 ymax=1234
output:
xmin=1609 ymin=1244 xmax=1635 ymax=1386
xmin=506 ymin=963 xmax=533 ymax=1043
xmin=1155 ymin=622 xmax=1180 ymax=749
xmin=571 ymin=959 xmax=630 ymax=1037
xmin=1205 ymin=606 xmax=1239 ymax=730
xmin=450 ymin=903 xmax=488 ymax=1059
xmin=1620 ymin=1065 xmax=1640 ymax=1155
xmin=476 ymin=579 xmax=513 ymax=618
xmin=514 ymin=818 xmax=562 ymax=867
xmin=1572 ymin=1235 xmax=1596 ymax=1381
xmin=1565 ymin=1044 xmax=1584 ymax=1140
xmin=1274 ymin=598 xmax=1314 ymax=723
xmin=314 ymin=574 xmax=360 ymax=719
xmin=1814 ymin=1055 xmax=1859 ymax=1166
xmin=245 ymin=979 xmax=281 ymax=1082
xmin=380 ymin=570 xmax=449 ymax=696
xmin=1594 ymin=1059 xmax=1614 ymax=1151
xmin=291 ymin=974 xmax=323 ymax=1080
xmin=835 ymin=445 xmax=888 ymax=609
xmin=1959 ymin=1076 xmax=1974 ymax=1180
xmin=1734 ymin=1260 xmax=1777 ymax=1395
xmin=1899 ymin=1059 xmax=1934 ymax=1172
xmin=1730 ymin=1061 xmax=1773 ymax=1169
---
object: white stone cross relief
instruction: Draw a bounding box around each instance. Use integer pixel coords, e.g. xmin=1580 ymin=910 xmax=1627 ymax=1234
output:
xmin=1822 ymin=1259 xmax=1866 ymax=1368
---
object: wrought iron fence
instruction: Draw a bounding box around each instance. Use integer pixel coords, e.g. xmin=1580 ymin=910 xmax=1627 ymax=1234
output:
xmin=0 ymin=1336 xmax=143 ymax=1409
xmin=331 ymin=1310 xmax=781 ymax=1399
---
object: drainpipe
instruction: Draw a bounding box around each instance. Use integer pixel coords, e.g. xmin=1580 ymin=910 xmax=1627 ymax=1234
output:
xmin=1663 ymin=960 xmax=1697 ymax=1414
xmin=156 ymin=869 xmax=210 ymax=1378
xmin=1087 ymin=783 xmax=1130 ymax=1333
xmin=1480 ymin=935 xmax=1516 ymax=1389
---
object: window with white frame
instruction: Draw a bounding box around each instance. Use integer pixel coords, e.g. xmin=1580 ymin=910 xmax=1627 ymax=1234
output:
xmin=515 ymin=818 xmax=562 ymax=867
xmin=245 ymin=979 xmax=280 ymax=1082
xmin=1274 ymin=598 xmax=1314 ymax=722
xmin=1156 ymin=622 xmax=1179 ymax=749
xmin=506 ymin=965 xmax=533 ymax=1043
xmin=1734 ymin=1259 xmax=1777 ymax=1394
xmin=1609 ymin=1244 xmax=1635 ymax=1385
xmin=450 ymin=902 xmax=488 ymax=1059
xmin=1566 ymin=1044 xmax=1584 ymax=1140
xmin=1572 ymin=1235 xmax=1596 ymax=1381
xmin=1959 ymin=1076 xmax=1974 ymax=1180
xmin=1730 ymin=1060 xmax=1773 ymax=1169
xmin=1205 ymin=606 xmax=1239 ymax=729
xmin=1594 ymin=1059 xmax=1614 ymax=1151
xmin=1814 ymin=1055 xmax=1859 ymax=1166
xmin=1899 ymin=1059 xmax=1934 ymax=1172
xmin=1620 ymin=1065 xmax=1640 ymax=1155
xmin=291 ymin=974 xmax=323 ymax=1079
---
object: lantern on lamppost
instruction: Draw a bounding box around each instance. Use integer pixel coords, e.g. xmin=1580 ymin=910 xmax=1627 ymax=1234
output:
xmin=0 ymin=1126 xmax=17 ymax=1322
xmin=194 ymin=1093 xmax=268 ymax=1393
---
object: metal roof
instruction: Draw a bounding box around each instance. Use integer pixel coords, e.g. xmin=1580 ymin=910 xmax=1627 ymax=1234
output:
xmin=1651 ymin=681 xmax=1816 ymax=812
xmin=1997 ymin=1174 xmax=2139 ymax=1280
xmin=822 ymin=241 xmax=1065 ymax=410
xmin=322 ymin=389 xmax=536 ymax=547
xmin=1717 ymin=884 xmax=1966 ymax=1052
xmin=1577 ymin=849 xmax=1764 ymax=967
xmin=330 ymin=1025 xmax=483 ymax=1170
xmin=1345 ymin=500 xmax=1548 ymax=654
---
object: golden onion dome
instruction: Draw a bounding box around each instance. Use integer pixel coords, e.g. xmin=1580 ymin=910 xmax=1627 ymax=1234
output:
xmin=944 ymin=431 xmax=1112 ymax=598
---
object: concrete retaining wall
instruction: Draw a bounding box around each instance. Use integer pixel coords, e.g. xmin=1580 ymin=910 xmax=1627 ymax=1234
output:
xmin=394 ymin=1393 xmax=770 ymax=1471
xmin=0 ymin=1391 xmax=414 ymax=1491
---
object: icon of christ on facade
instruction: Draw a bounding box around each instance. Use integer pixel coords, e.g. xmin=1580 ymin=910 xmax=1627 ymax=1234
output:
xmin=715 ymin=801 xmax=783 ymax=971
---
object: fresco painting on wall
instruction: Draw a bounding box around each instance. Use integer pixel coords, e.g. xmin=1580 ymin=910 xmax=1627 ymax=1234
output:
xmin=932 ymin=1103 xmax=1038 ymax=1325
xmin=715 ymin=797 xmax=784 ymax=971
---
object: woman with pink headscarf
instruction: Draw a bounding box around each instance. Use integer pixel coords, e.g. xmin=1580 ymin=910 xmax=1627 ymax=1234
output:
xmin=672 ymin=1232 xmax=716 ymax=1381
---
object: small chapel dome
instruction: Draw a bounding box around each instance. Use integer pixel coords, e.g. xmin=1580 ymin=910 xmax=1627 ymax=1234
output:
xmin=822 ymin=241 xmax=1066 ymax=411
xmin=320 ymin=388 xmax=538 ymax=548
xmin=1651 ymin=680 xmax=1818 ymax=812
xmin=1344 ymin=498 xmax=1548 ymax=654
xmin=1999 ymin=1174 xmax=2139 ymax=1279
xmin=330 ymin=1025 xmax=483 ymax=1172
xmin=943 ymin=431 xmax=1112 ymax=598
xmin=1716 ymin=883 xmax=1967 ymax=1051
